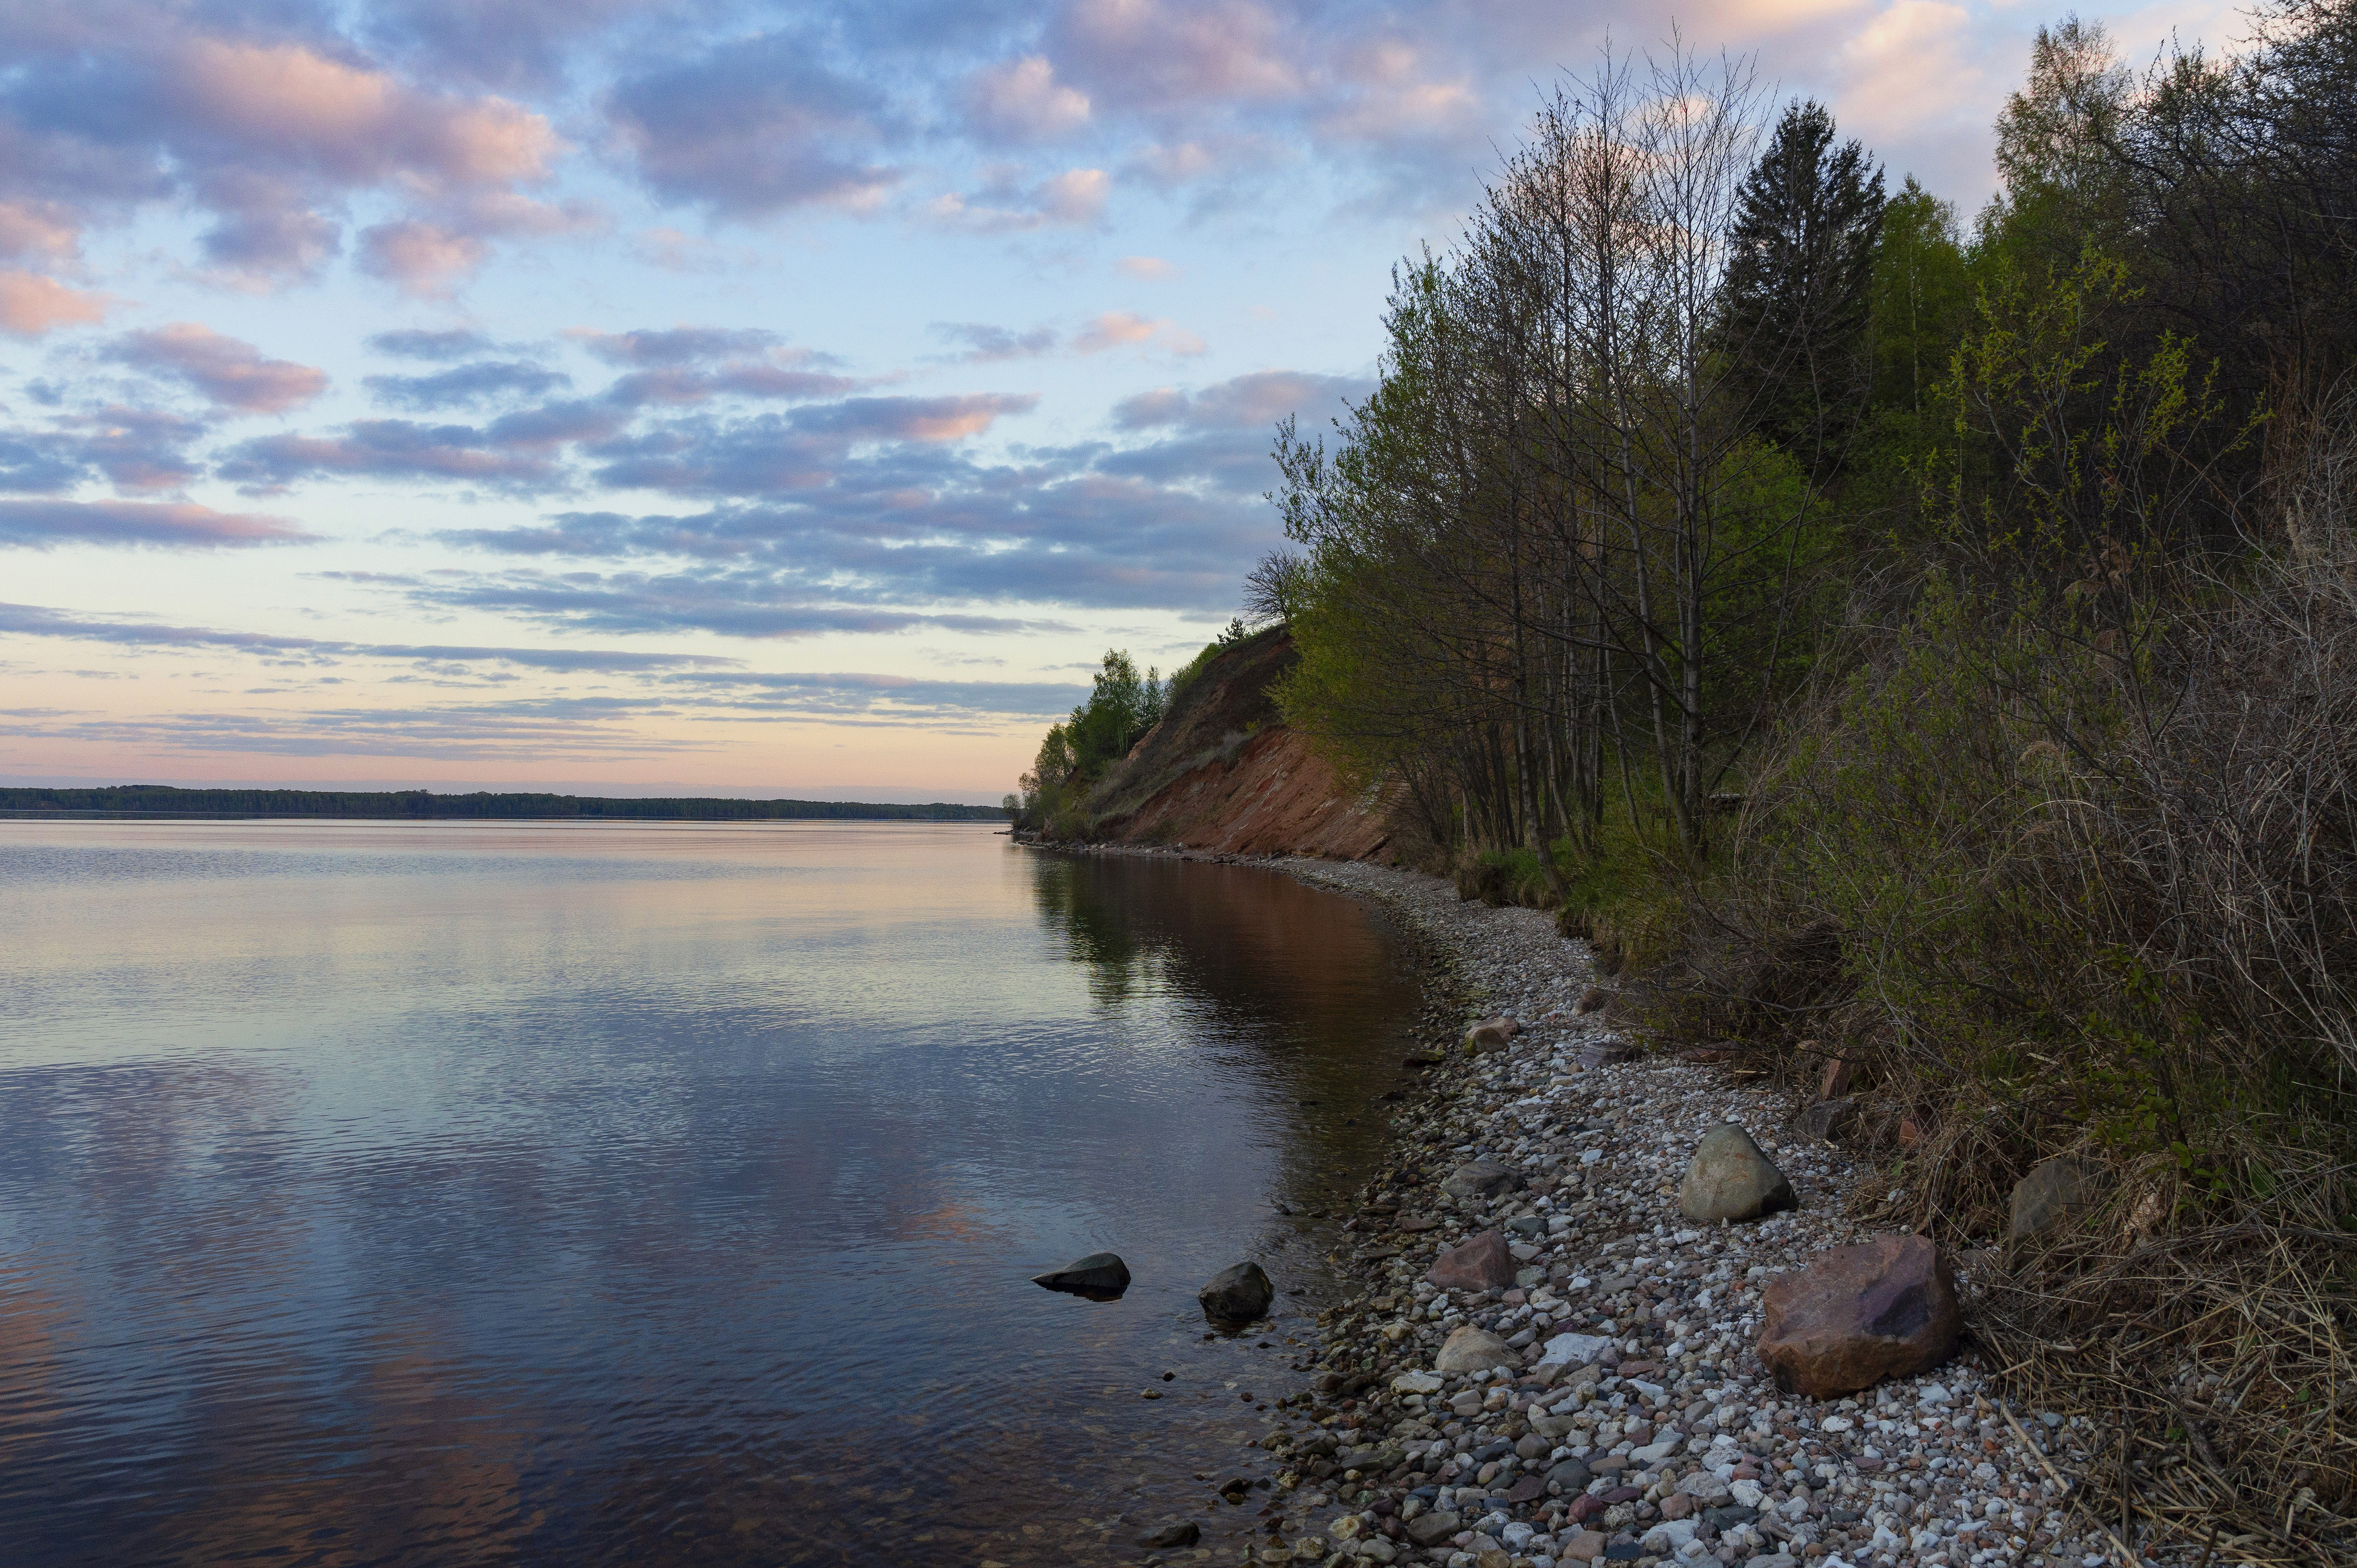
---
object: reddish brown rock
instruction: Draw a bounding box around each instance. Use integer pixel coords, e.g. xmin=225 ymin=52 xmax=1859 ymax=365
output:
xmin=1426 ymin=1229 xmax=1517 ymax=1291
xmin=1817 ymin=1046 xmax=1857 ymax=1099
xmin=1756 ymin=1234 xmax=1962 ymax=1397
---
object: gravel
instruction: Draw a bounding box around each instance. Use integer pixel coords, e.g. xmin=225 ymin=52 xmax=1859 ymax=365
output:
xmin=1205 ymin=856 xmax=2149 ymax=1568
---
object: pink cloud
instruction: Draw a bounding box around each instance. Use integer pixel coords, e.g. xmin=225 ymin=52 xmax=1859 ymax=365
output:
xmin=0 ymin=498 xmax=314 ymax=549
xmin=110 ymin=323 xmax=329 ymax=414
xmin=0 ymin=203 xmax=81 ymax=265
xmin=1057 ymin=0 xmax=1302 ymax=110
xmin=357 ymin=221 xmax=490 ymax=299
xmin=928 ymin=166 xmax=1110 ymax=232
xmin=0 ymin=271 xmax=109 ymax=337
xmin=1073 ymin=310 xmax=1207 ymax=356
xmin=173 ymin=41 xmax=559 ymax=188
xmin=964 ymin=56 xmax=1093 ymax=142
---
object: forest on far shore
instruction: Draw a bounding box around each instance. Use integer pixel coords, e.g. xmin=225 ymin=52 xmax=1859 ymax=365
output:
xmin=0 ymin=785 xmax=1007 ymax=821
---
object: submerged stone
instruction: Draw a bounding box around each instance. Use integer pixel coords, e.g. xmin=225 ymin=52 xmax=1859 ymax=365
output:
xmin=1032 ymin=1252 xmax=1131 ymax=1297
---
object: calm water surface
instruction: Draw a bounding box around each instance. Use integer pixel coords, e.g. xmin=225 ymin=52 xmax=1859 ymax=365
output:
xmin=0 ymin=821 xmax=1426 ymax=1566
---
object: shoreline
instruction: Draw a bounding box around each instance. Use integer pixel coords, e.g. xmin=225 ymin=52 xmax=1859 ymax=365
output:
xmin=1040 ymin=843 xmax=2136 ymax=1568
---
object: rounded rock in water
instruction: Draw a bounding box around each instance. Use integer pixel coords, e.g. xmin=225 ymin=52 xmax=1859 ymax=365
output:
xmin=1199 ymin=1260 xmax=1275 ymax=1323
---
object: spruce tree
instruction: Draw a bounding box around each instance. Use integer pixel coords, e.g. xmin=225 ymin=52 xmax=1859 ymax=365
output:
xmin=1722 ymin=100 xmax=1886 ymax=469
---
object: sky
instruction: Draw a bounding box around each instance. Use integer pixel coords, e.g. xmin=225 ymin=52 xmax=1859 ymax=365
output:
xmin=0 ymin=0 xmax=2243 ymax=803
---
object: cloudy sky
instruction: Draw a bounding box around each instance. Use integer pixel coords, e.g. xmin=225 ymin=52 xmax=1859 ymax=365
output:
xmin=0 ymin=0 xmax=2237 ymax=802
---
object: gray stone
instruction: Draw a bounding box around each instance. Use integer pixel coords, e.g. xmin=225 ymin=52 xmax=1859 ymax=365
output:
xmin=1138 ymin=1520 xmax=1201 ymax=1548
xmin=1199 ymin=1260 xmax=1275 ymax=1322
xmin=2010 ymin=1156 xmax=2102 ymax=1239
xmin=1792 ymin=1097 xmax=1857 ymax=1143
xmin=1576 ymin=1037 xmax=1639 ymax=1068
xmin=1441 ymin=1158 xmax=1525 ymax=1200
xmin=1545 ymin=1456 xmax=1595 ymax=1493
xmin=1031 ymin=1252 xmax=1131 ymax=1295
xmin=1679 ymin=1124 xmax=1796 ymax=1223
xmin=1405 ymin=1510 xmax=1462 ymax=1548
xmin=1434 ymin=1324 xmax=1521 ymax=1373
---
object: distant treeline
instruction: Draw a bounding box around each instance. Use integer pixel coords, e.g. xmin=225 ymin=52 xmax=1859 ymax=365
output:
xmin=0 ymin=786 xmax=1008 ymax=821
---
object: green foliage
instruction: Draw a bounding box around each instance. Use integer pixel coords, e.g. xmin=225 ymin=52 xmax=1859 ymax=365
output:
xmin=1010 ymin=649 xmax=1169 ymax=833
xmin=1920 ymin=242 xmax=2232 ymax=572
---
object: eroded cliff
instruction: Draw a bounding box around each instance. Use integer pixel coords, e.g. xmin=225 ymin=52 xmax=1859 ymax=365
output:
xmin=1075 ymin=628 xmax=1395 ymax=860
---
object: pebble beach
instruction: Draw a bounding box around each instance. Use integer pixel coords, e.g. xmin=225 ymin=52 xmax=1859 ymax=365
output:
xmin=1164 ymin=855 xmax=2139 ymax=1568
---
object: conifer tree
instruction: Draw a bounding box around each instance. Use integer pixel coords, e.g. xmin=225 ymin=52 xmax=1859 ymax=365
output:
xmin=1721 ymin=100 xmax=1886 ymax=468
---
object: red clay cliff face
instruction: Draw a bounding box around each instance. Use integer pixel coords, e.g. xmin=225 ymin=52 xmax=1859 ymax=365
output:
xmin=1074 ymin=626 xmax=1396 ymax=860
xmin=1092 ymin=725 xmax=1393 ymax=858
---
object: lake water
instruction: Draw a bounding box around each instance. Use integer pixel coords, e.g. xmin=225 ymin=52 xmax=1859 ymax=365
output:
xmin=0 ymin=821 xmax=1428 ymax=1567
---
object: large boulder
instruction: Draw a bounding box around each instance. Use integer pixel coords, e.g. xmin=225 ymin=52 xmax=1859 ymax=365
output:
xmin=1440 ymin=1158 xmax=1525 ymax=1200
xmin=2010 ymin=1156 xmax=2102 ymax=1240
xmin=1426 ymin=1229 xmax=1518 ymax=1291
xmin=1755 ymin=1234 xmax=1961 ymax=1396
xmin=1463 ymin=1015 xmax=1519 ymax=1054
xmin=1031 ymin=1252 xmax=1131 ymax=1297
xmin=1434 ymin=1324 xmax=1521 ymax=1373
xmin=1199 ymin=1261 xmax=1275 ymax=1323
xmin=1679 ymin=1124 xmax=1797 ymax=1222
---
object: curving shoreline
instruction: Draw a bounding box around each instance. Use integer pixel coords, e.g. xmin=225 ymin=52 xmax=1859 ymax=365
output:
xmin=1110 ymin=848 xmax=2137 ymax=1568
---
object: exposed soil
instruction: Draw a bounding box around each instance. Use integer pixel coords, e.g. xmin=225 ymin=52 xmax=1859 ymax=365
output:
xmin=1071 ymin=628 xmax=1396 ymax=860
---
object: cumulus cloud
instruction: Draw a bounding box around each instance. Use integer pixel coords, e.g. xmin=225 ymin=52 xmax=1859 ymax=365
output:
xmin=928 ymin=165 xmax=1110 ymax=231
xmin=0 ymin=24 xmax=573 ymax=294
xmin=410 ymin=361 xmax=1367 ymax=622
xmin=0 ymin=599 xmax=735 ymax=672
xmin=357 ymin=220 xmax=490 ymax=297
xmin=573 ymin=327 xmax=787 ymax=366
xmin=57 ymin=407 xmax=211 ymax=492
xmin=1053 ymin=0 xmax=1303 ymax=113
xmin=588 ymin=393 xmax=1039 ymax=498
xmin=607 ymin=34 xmax=901 ymax=216
xmin=395 ymin=567 xmax=1071 ymax=640
xmin=1117 ymin=254 xmax=1176 ymax=279
xmin=601 ymin=364 xmax=861 ymax=408
xmin=963 ymin=55 xmax=1093 ymax=143
xmin=929 ymin=322 xmax=1059 ymax=362
xmin=0 ymin=271 xmax=109 ymax=336
xmin=1074 ymin=310 xmax=1206 ymax=356
xmin=1112 ymin=369 xmax=1365 ymax=428
xmin=368 ymin=327 xmax=504 ymax=360
xmin=108 ymin=324 xmax=329 ymax=414
xmin=0 ymin=498 xmax=314 ymax=548
xmin=220 ymin=418 xmax=571 ymax=493
xmin=359 ymin=0 xmax=649 ymax=92
xmin=364 ymin=360 xmax=574 ymax=410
